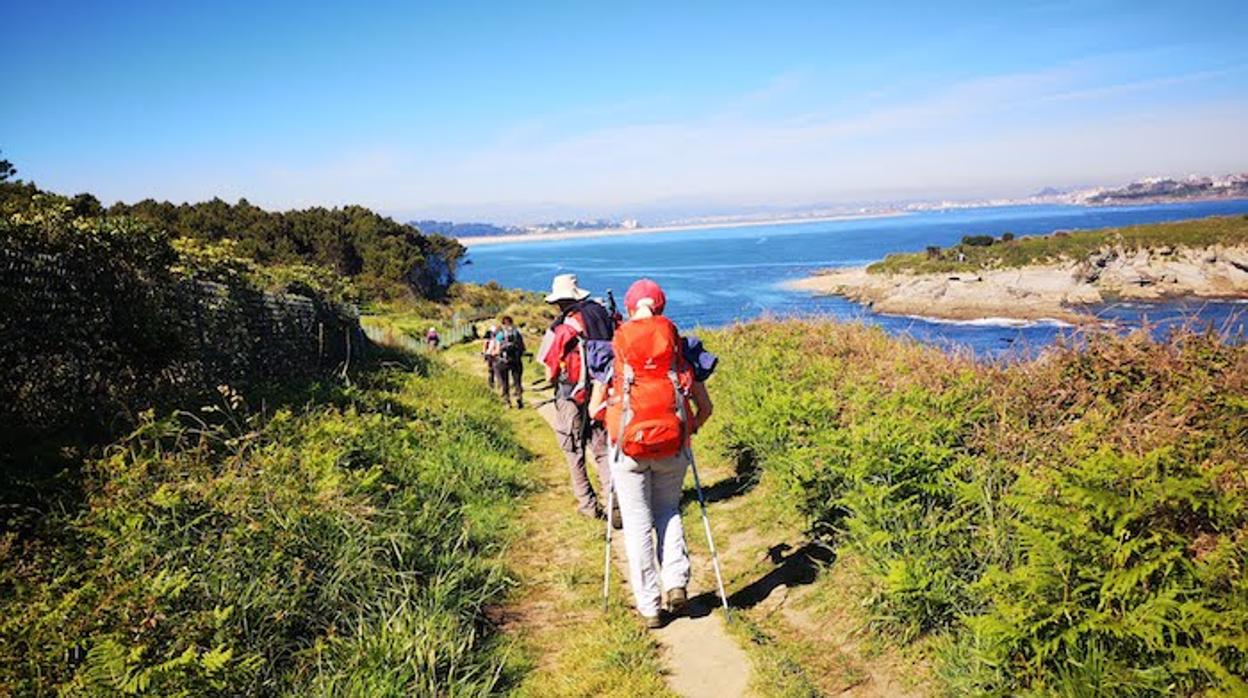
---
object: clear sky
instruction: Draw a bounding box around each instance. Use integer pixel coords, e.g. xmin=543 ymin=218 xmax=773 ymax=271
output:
xmin=3 ymin=1 xmax=1247 ymax=223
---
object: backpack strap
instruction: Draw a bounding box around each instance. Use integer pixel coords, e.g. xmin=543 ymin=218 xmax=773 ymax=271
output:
xmin=669 ymin=327 xmax=690 ymax=443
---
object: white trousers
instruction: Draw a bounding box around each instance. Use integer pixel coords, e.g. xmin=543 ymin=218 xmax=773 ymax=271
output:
xmin=610 ymin=450 xmax=691 ymax=617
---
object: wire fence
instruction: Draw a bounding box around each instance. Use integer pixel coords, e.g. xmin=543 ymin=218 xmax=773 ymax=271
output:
xmin=1 ymin=240 xmax=363 ymax=456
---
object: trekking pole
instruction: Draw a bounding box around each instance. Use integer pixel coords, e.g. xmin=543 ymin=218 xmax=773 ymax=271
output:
xmin=687 ymin=448 xmax=731 ymax=620
xmin=602 ymin=448 xmax=617 ymax=611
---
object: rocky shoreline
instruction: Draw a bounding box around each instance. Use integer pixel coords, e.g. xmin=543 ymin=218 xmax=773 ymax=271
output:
xmin=788 ymin=244 xmax=1248 ymax=324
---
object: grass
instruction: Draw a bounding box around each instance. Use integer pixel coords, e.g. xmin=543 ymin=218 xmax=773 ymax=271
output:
xmin=867 ymin=214 xmax=1248 ymax=274
xmin=700 ymin=319 xmax=1248 ymax=696
xmin=0 ymin=349 xmax=537 ymax=696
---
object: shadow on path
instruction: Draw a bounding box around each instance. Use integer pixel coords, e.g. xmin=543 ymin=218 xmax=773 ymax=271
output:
xmin=733 ymin=542 xmax=837 ymax=611
xmin=683 ymin=451 xmax=759 ymax=506
xmin=682 ymin=541 xmax=835 ymax=618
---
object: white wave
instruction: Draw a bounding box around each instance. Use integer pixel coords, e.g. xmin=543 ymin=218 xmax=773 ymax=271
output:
xmin=888 ymin=313 xmax=1076 ymax=328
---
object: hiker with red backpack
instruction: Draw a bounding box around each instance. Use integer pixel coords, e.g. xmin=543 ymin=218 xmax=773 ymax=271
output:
xmin=537 ymin=273 xmax=621 ymax=525
xmin=591 ymin=278 xmax=720 ymax=629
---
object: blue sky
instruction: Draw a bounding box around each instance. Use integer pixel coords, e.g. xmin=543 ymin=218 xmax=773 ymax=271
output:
xmin=3 ymin=1 xmax=1247 ymax=222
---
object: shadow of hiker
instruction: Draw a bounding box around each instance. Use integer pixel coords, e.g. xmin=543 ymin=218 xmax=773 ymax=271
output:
xmin=679 ymin=542 xmax=835 ymax=618
xmin=683 ymin=590 xmax=723 ymax=619
xmin=683 ymin=450 xmax=759 ymax=506
xmin=729 ymin=542 xmax=836 ymax=610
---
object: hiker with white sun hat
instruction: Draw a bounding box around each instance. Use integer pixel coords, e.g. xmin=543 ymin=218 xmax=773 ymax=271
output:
xmin=537 ymin=273 xmax=621 ymax=525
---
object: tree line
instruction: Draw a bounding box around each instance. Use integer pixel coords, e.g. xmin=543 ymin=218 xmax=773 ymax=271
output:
xmin=0 ymin=156 xmax=465 ymax=301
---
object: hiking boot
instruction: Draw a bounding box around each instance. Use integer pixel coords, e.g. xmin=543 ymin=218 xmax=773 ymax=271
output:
xmin=516 ymin=399 xmax=524 ymax=409
xmin=643 ymin=613 xmax=665 ymax=630
xmin=578 ymin=505 xmax=604 ymax=521
xmin=666 ymin=587 xmax=688 ymax=615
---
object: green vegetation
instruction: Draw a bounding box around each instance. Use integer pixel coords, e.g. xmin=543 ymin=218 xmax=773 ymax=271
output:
xmin=0 ymin=351 xmax=536 ymax=696
xmin=0 ymin=150 xmax=15 ymax=182
xmin=868 ymin=215 xmax=1248 ymax=274
xmin=363 ymin=281 xmax=556 ymax=348
xmin=0 ymin=169 xmax=544 ymax=695
xmin=960 ymin=234 xmax=996 ymax=247
xmin=1 ymin=198 xmax=360 ymax=469
xmin=1 ymin=178 xmax=464 ymax=301
xmin=704 ymin=321 xmax=1248 ymax=695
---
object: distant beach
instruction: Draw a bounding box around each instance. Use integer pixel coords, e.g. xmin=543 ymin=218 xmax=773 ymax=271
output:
xmin=456 ymin=211 xmax=906 ymax=247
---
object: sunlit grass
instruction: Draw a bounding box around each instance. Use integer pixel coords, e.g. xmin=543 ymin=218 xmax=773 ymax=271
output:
xmin=0 ymin=351 xmax=537 ymax=696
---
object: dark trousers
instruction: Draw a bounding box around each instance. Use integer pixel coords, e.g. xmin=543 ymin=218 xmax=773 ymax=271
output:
xmin=495 ymin=360 xmax=523 ymax=406
xmin=485 ymin=357 xmax=497 ymax=388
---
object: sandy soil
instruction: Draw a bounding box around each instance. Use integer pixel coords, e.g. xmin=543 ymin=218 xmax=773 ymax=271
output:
xmin=457 ymin=212 xmax=906 ymax=247
xmin=787 ymin=244 xmax=1248 ymax=323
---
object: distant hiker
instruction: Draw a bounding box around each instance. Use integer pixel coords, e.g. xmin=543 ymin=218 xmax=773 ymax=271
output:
xmin=482 ymin=324 xmax=500 ymax=389
xmin=494 ymin=316 xmax=526 ymax=408
xmin=591 ymin=278 xmax=715 ymax=628
xmin=426 ymin=326 xmax=440 ymax=351
xmin=538 ymin=273 xmax=620 ymax=524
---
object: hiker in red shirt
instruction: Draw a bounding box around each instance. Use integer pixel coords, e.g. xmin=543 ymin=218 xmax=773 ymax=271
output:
xmin=591 ymin=278 xmax=714 ymax=628
xmin=538 ymin=273 xmax=619 ymax=524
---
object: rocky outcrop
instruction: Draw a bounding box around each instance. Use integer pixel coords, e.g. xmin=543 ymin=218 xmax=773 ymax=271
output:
xmin=788 ymin=244 xmax=1248 ymax=323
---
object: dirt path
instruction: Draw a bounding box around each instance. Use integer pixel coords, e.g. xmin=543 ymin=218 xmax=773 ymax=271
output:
xmin=653 ymin=605 xmax=751 ymax=697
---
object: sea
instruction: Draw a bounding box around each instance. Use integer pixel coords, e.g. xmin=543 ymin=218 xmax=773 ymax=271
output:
xmin=459 ymin=200 xmax=1248 ymax=357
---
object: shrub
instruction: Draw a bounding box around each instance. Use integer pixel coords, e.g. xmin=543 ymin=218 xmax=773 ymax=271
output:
xmin=961 ymin=234 xmax=996 ymax=247
xmin=953 ymin=447 xmax=1247 ymax=695
xmin=704 ymin=321 xmax=1248 ymax=695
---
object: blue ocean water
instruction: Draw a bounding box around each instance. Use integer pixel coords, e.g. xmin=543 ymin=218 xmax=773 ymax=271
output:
xmin=459 ymin=201 xmax=1248 ymax=356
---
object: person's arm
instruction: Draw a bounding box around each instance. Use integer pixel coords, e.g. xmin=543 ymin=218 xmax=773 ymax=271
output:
xmin=689 ymin=381 xmax=713 ymax=434
xmin=588 ymin=381 xmax=607 ymax=420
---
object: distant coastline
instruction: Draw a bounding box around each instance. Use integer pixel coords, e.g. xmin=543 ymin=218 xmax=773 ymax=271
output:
xmin=456 ymin=211 xmax=906 ymax=247
xmin=453 ymin=175 xmax=1248 ymax=247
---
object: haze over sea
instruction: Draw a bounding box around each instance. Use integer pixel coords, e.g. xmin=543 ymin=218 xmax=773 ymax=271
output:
xmin=461 ymin=200 xmax=1248 ymax=356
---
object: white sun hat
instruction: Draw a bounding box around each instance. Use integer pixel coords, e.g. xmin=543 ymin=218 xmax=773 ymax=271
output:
xmin=544 ymin=273 xmax=591 ymax=303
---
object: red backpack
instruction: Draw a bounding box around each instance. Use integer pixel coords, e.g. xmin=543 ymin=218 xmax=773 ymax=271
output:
xmin=606 ymin=316 xmax=695 ymax=459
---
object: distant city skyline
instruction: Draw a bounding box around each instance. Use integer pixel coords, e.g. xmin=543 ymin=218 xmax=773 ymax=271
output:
xmin=3 ymin=1 xmax=1247 ymax=224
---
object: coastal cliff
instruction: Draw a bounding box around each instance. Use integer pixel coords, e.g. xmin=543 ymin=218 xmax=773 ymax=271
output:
xmin=789 ymin=216 xmax=1248 ymax=323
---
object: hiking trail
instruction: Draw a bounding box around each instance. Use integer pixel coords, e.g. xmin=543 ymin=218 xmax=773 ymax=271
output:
xmin=446 ymin=345 xmax=926 ymax=696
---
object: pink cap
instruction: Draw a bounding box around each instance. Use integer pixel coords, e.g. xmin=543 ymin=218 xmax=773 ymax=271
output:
xmin=625 ymin=278 xmax=666 ymax=314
